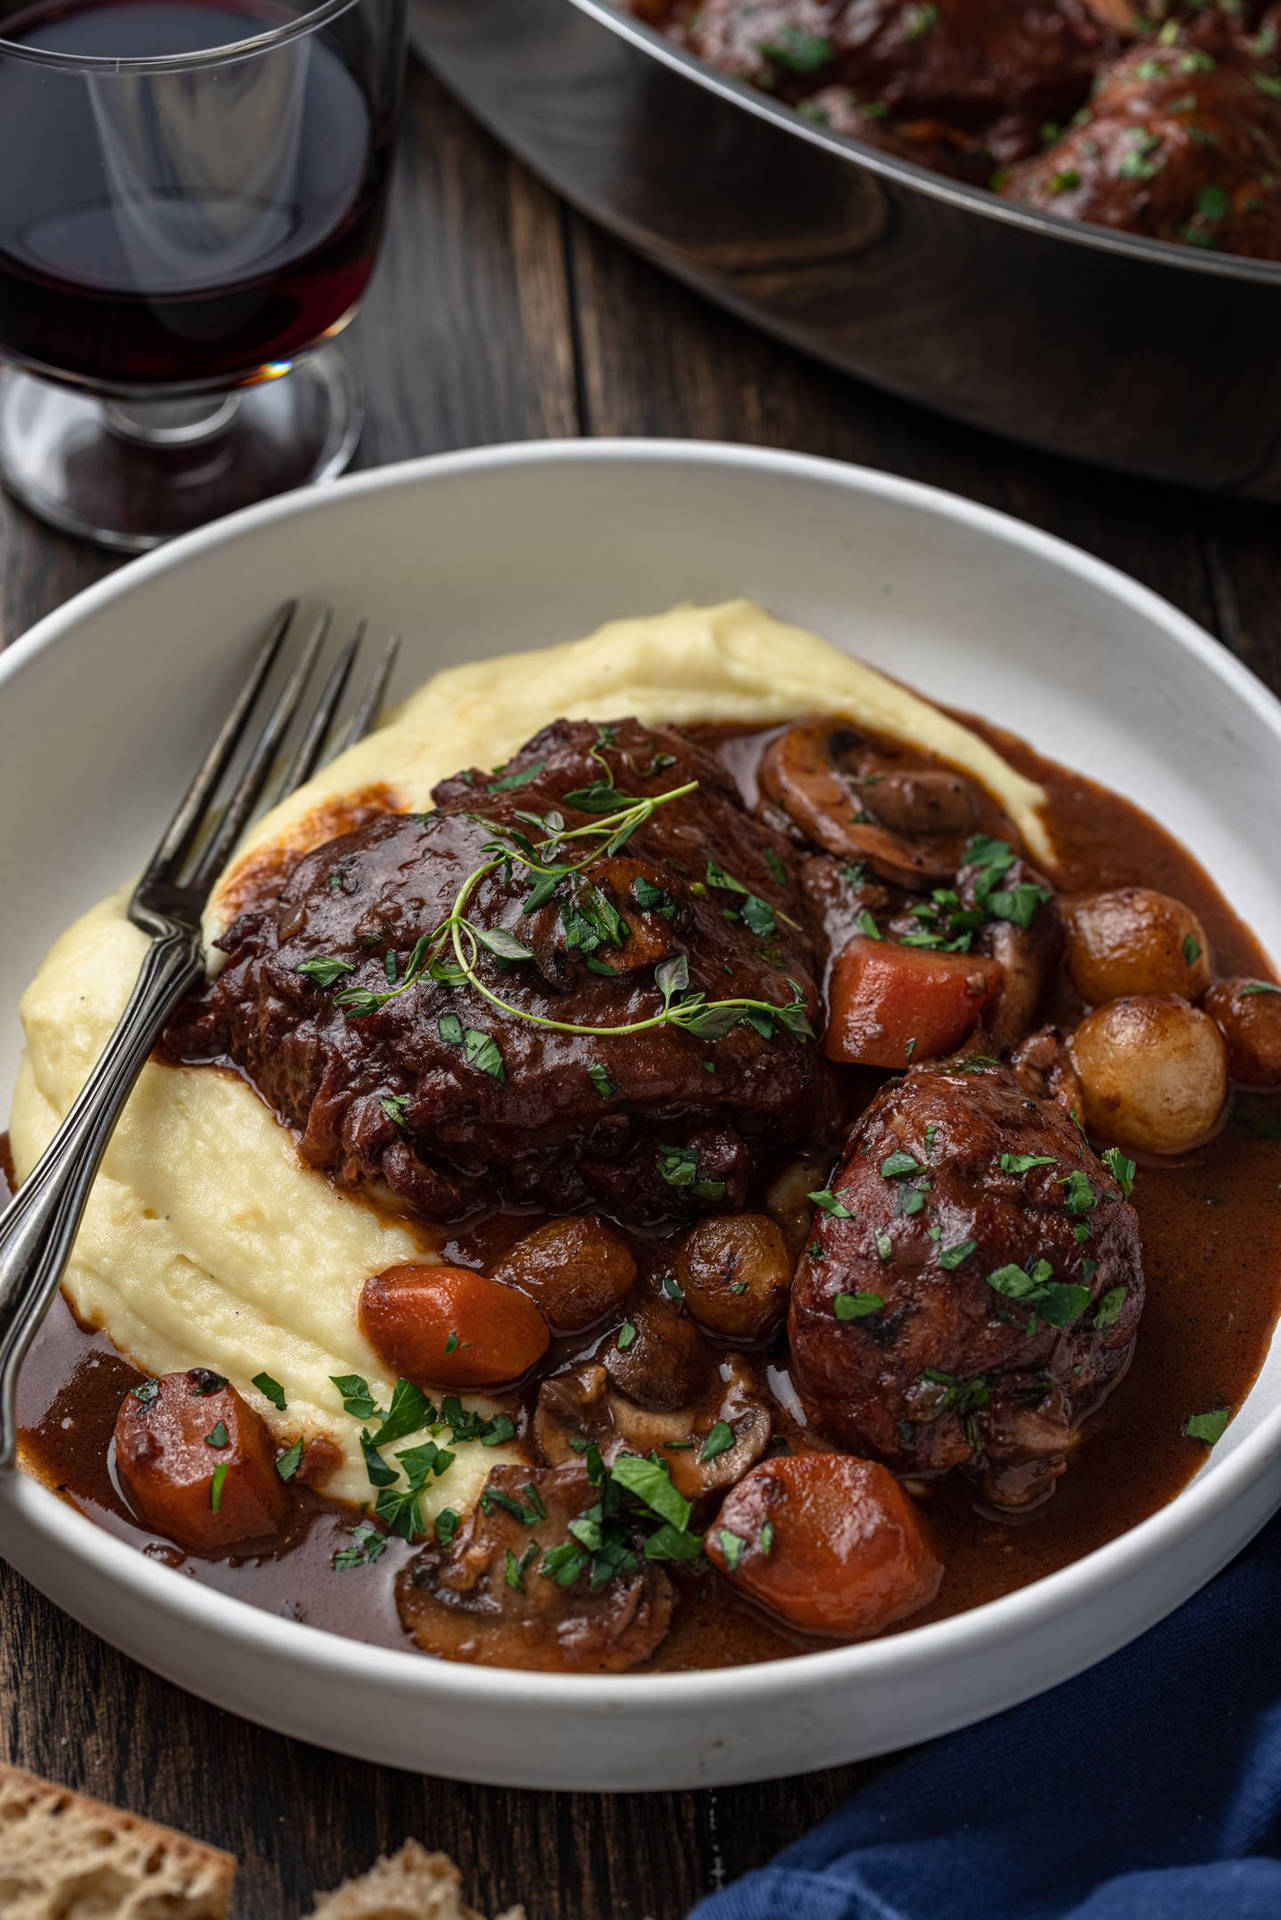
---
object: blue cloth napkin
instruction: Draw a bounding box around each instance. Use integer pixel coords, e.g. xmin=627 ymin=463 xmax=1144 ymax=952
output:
xmin=690 ymin=1512 xmax=1281 ymax=1920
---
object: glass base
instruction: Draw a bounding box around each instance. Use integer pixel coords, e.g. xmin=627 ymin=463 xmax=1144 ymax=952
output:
xmin=0 ymin=345 xmax=363 ymax=554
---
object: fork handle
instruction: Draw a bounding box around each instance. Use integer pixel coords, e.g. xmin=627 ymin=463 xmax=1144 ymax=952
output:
xmin=0 ymin=930 xmax=204 ymax=1469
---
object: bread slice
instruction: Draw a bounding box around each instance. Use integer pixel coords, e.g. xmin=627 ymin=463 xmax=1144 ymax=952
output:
xmin=304 ymin=1841 xmax=525 ymax=1920
xmin=0 ymin=1762 xmax=235 ymax=1919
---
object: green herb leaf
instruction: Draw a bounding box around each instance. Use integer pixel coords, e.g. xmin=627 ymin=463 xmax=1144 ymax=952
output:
xmin=369 ymin=1378 xmax=433 ymax=1448
xmin=617 ymin=1321 xmax=637 ymax=1351
xmin=252 ymin=1372 xmax=287 ymax=1412
xmin=472 ymin=924 xmax=535 ymax=962
xmin=276 ymin=1438 xmax=304 ymax=1482
xmin=881 ymin=1152 xmax=925 ymax=1180
xmin=717 ymin=1527 xmax=746 ymax=1572
xmin=435 ymin=1508 xmax=462 ymax=1546
xmin=487 ymin=758 xmax=546 ymax=791
xmin=834 ymin=1291 xmax=884 ymax=1320
xmin=808 ymin=1188 xmax=854 ymax=1219
xmin=1102 ymin=1147 xmax=1137 ymax=1197
xmin=699 ymin=1421 xmax=736 ymax=1462
xmin=1093 ymin=1285 xmax=1128 ymax=1329
xmin=295 ymin=955 xmax=356 ymax=988
xmin=587 ymin=1060 xmax=619 ymax=1100
xmin=1185 ymin=1404 xmax=1230 ymax=1445
xmin=204 ymin=1421 xmax=229 ymax=1449
xmin=463 ymin=1028 xmax=506 ymax=1081
xmin=1000 ymin=1153 xmax=1056 ymax=1174
xmin=331 ymin=1373 xmax=382 ymax=1423
xmin=610 ymin=1453 xmax=692 ymax=1532
xmin=333 ymin=1520 xmax=387 ymax=1571
xmin=939 ymin=1239 xmax=977 ymax=1270
xmin=209 ymin=1460 xmax=229 ymax=1514
xmin=439 ymin=1012 xmax=465 ymax=1046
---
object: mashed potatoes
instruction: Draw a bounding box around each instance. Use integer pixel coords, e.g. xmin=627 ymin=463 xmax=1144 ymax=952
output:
xmin=10 ymin=600 xmax=1050 ymax=1512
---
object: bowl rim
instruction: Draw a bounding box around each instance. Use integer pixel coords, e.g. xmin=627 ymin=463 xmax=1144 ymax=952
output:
xmin=568 ymin=0 xmax=1281 ymax=289
xmin=3 ymin=433 xmax=1281 ymax=1715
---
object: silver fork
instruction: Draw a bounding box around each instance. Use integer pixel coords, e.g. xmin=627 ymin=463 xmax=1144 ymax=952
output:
xmin=0 ymin=602 xmax=399 ymax=1468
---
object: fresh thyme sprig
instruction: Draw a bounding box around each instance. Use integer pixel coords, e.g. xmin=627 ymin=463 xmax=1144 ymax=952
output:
xmin=303 ymin=778 xmax=815 ymax=1046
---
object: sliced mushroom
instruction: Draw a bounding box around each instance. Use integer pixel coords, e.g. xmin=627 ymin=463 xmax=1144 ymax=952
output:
xmin=759 ymin=722 xmax=1001 ymax=887
xmin=533 ymin=1357 xmax=771 ymax=1502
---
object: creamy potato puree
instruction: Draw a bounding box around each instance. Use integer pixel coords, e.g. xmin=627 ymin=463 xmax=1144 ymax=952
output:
xmin=10 ymin=600 xmax=1050 ymax=1514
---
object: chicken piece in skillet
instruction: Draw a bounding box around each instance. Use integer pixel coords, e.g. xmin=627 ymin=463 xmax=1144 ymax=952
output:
xmin=1002 ymin=31 xmax=1281 ymax=257
xmin=167 ymin=720 xmax=834 ymax=1224
xmin=675 ymin=0 xmax=1118 ymax=158
xmin=788 ymin=1058 xmax=1143 ymax=1510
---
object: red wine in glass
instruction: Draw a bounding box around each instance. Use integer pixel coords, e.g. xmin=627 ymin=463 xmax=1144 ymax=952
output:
xmin=0 ymin=0 xmax=400 ymax=389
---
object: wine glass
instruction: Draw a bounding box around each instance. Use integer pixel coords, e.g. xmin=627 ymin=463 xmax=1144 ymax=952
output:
xmin=0 ymin=0 xmax=407 ymax=552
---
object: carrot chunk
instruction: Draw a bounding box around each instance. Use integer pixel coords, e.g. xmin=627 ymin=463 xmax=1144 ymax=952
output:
xmin=361 ymin=1263 xmax=550 ymax=1389
xmin=824 ymin=935 xmax=1003 ymax=1068
xmin=705 ymin=1451 xmax=942 ymax=1637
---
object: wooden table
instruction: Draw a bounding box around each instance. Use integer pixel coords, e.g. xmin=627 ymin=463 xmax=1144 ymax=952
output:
xmin=2 ymin=53 xmax=1279 ymax=1920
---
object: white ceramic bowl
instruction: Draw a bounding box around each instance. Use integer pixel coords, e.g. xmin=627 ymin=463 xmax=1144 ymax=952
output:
xmin=1 ymin=441 xmax=1279 ymax=1790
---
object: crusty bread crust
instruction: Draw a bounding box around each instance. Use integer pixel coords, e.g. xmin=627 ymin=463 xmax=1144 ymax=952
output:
xmin=304 ymin=1840 xmax=525 ymax=1920
xmin=0 ymin=1761 xmax=235 ymax=1919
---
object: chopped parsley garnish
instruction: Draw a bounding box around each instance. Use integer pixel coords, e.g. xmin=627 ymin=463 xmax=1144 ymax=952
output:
xmin=132 ymin=1377 xmax=160 ymax=1407
xmin=759 ymin=1521 xmax=775 ymax=1555
xmin=252 ymin=1372 xmax=287 ymax=1412
xmin=699 ymin=1421 xmax=735 ymax=1462
xmin=1058 ymin=1171 xmax=1097 ymax=1215
xmin=758 ymin=24 xmax=833 ymax=72
xmin=1182 ymin=934 xmax=1202 ymax=966
xmin=380 ymin=1093 xmax=411 ymax=1129
xmin=1093 ymin=1286 xmax=1128 ymax=1330
xmin=875 ymin=1229 xmax=894 ymax=1262
xmin=1102 ymin=1148 xmax=1136 ymax=1196
xmin=939 ymin=1239 xmax=977 ymax=1270
xmin=332 ymin=1521 xmax=387 ymax=1571
xmin=295 ymin=955 xmax=356 ymax=988
xmin=1000 ymin=1153 xmax=1056 ymax=1174
xmin=834 ymin=1291 xmax=884 ymax=1320
xmin=656 ymin=1142 xmax=726 ymax=1202
xmin=986 ymin=1261 xmax=1090 ymax=1328
xmin=488 ymin=758 xmax=546 ymax=792
xmin=331 ymin=1372 xmax=381 ymax=1422
xmin=444 ymin=1331 xmax=461 ymax=1355
xmin=204 ymin=1422 xmax=229 ymax=1449
xmin=617 ymin=1321 xmax=637 ymax=1351
xmin=209 ymin=1461 xmax=229 ymax=1514
xmin=276 ymin=1438 xmax=304 ymax=1482
xmin=881 ymin=1152 xmax=925 ymax=1180
xmin=1241 ymin=981 xmax=1281 ymax=997
xmin=1184 ymin=1405 xmax=1230 ymax=1446
xmin=662 ymin=1276 xmax=686 ymax=1304
xmin=505 ymin=1543 xmax=538 ymax=1591
xmin=808 ymin=1187 xmax=854 ymax=1218
xmin=435 ymin=1508 xmax=462 ymax=1547
xmin=717 ymin=1528 xmax=747 ymax=1572
xmin=369 ymin=1377 xmax=433 ymax=1448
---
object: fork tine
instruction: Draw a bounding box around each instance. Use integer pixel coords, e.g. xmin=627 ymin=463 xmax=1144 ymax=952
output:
xmin=187 ymin=616 xmax=327 ymax=893
xmin=142 ymin=600 xmax=298 ymax=884
xmin=274 ymin=609 xmax=363 ymax=800
xmin=343 ymin=632 xmax=400 ymax=750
